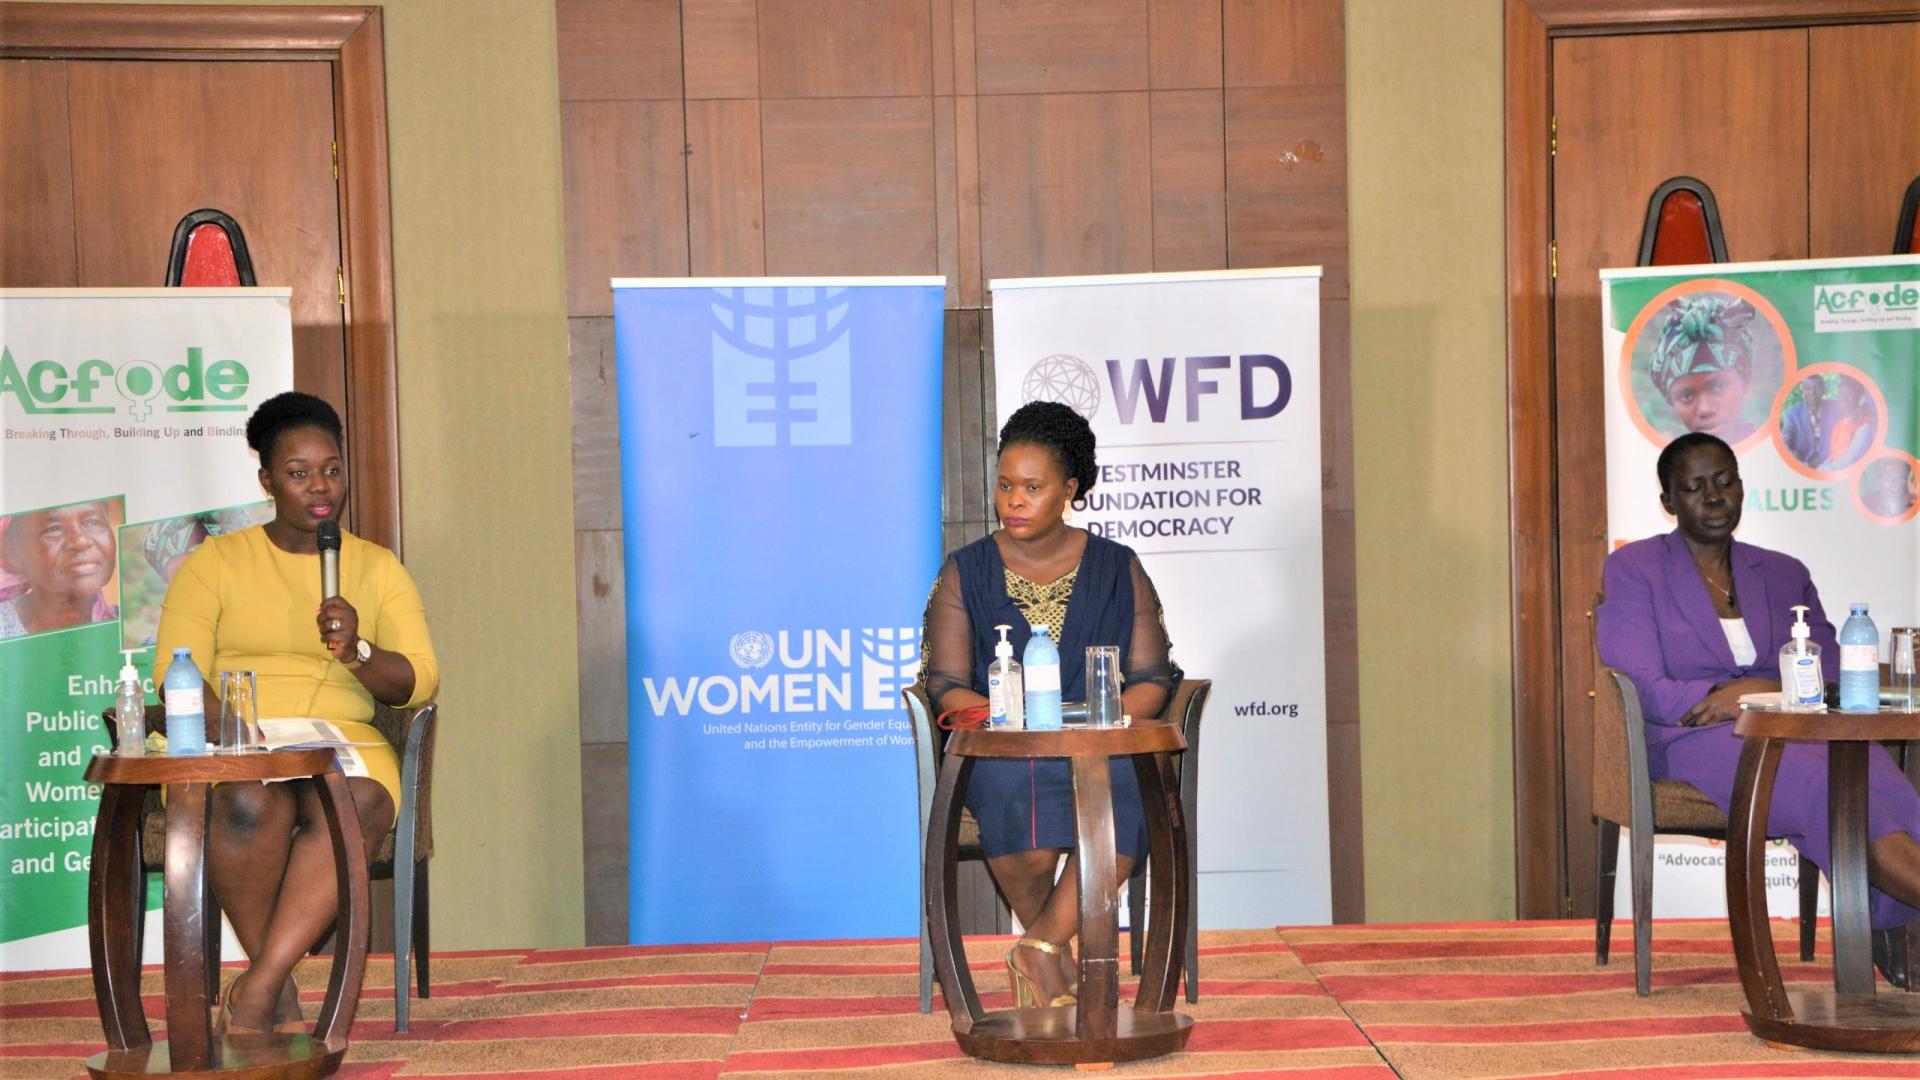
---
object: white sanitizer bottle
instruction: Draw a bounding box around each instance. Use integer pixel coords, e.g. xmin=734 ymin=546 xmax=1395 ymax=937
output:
xmin=1779 ymin=604 xmax=1825 ymax=712
xmin=987 ymin=623 xmax=1024 ymax=729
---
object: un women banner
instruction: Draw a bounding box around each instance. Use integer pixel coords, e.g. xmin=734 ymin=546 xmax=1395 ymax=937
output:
xmin=0 ymin=288 xmax=293 ymax=970
xmin=990 ymin=267 xmax=1330 ymax=926
xmin=1602 ymin=254 xmax=1920 ymax=918
xmin=613 ymin=277 xmax=945 ymax=944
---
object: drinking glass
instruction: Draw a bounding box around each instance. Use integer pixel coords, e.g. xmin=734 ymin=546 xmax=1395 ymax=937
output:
xmin=1085 ymin=646 xmax=1123 ymax=728
xmin=217 ymin=670 xmax=263 ymax=752
xmin=1892 ymin=628 xmax=1920 ymax=711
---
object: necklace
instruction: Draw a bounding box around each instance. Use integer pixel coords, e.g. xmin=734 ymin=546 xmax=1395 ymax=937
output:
xmin=1699 ymin=568 xmax=1735 ymax=605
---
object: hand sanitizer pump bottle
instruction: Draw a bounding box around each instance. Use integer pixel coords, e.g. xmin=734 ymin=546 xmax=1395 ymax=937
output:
xmin=114 ymin=649 xmax=148 ymax=756
xmin=1839 ymin=603 xmax=1879 ymax=712
xmin=987 ymin=624 xmax=1025 ymax=729
xmin=1023 ymin=625 xmax=1063 ymax=730
xmin=1779 ymin=605 xmax=1824 ymax=712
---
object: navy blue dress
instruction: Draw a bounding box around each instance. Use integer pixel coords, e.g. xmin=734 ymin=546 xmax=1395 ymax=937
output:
xmin=921 ymin=532 xmax=1175 ymax=860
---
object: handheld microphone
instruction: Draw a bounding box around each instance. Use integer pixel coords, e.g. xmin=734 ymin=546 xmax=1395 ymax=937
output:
xmin=317 ymin=520 xmax=341 ymax=599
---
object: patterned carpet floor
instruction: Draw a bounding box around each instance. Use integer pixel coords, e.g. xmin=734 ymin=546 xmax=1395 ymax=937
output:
xmin=4 ymin=919 xmax=1917 ymax=1078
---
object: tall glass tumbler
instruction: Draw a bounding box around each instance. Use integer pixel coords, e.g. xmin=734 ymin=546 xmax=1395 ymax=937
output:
xmin=1892 ymin=628 xmax=1920 ymax=711
xmin=1086 ymin=646 xmax=1123 ymax=728
xmin=217 ymin=670 xmax=263 ymax=752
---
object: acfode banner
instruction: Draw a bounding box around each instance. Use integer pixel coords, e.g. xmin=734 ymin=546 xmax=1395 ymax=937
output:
xmin=0 ymin=288 xmax=293 ymax=970
xmin=990 ymin=267 xmax=1331 ymax=925
xmin=1602 ymin=255 xmax=1920 ymax=918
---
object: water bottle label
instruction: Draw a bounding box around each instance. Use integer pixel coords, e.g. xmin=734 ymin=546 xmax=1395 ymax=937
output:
xmin=1027 ymin=665 xmax=1060 ymax=693
xmin=1841 ymin=644 xmax=1878 ymax=671
xmin=164 ymin=687 xmax=201 ymax=717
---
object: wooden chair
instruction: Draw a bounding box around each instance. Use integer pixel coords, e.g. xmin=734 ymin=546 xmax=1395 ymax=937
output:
xmin=905 ymin=679 xmax=1210 ymax=1012
xmin=1127 ymin=678 xmax=1209 ymax=1003
xmin=103 ymin=700 xmax=440 ymax=1032
xmin=1588 ymin=601 xmax=1816 ymax=996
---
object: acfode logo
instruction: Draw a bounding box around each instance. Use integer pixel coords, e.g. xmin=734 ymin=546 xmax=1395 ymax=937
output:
xmin=0 ymin=346 xmax=252 ymax=421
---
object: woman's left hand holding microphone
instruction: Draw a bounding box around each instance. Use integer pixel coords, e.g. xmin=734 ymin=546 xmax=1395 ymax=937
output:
xmin=317 ymin=596 xmax=360 ymax=661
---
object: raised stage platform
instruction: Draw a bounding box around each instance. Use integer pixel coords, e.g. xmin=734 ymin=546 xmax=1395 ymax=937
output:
xmin=4 ymin=920 xmax=1915 ymax=1078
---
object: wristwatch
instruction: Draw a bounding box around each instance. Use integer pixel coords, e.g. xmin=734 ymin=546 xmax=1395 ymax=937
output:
xmin=345 ymin=637 xmax=373 ymax=667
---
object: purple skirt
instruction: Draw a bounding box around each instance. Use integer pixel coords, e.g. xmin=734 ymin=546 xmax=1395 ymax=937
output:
xmin=1652 ymin=721 xmax=1920 ymax=929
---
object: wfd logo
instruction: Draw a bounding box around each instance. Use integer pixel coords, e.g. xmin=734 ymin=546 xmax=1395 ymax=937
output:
xmin=1024 ymin=352 xmax=1292 ymax=423
xmin=643 ymin=627 xmax=919 ymax=716
xmin=0 ymin=346 xmax=251 ymax=421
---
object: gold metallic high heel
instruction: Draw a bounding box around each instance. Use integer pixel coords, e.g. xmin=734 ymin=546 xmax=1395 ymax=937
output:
xmin=1008 ymin=936 xmax=1076 ymax=1007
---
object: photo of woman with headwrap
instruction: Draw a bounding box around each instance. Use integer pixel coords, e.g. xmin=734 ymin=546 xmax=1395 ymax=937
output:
xmin=0 ymin=498 xmax=124 ymax=641
xmin=1642 ymin=293 xmax=1771 ymax=445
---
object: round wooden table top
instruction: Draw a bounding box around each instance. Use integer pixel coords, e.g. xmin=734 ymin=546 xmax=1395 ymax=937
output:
xmin=85 ymin=748 xmax=340 ymax=786
xmin=944 ymin=719 xmax=1186 ymax=759
xmin=1734 ymin=708 xmax=1920 ymax=742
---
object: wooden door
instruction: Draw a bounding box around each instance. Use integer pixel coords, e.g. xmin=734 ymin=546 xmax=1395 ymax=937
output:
xmin=1549 ymin=28 xmax=1810 ymax=914
xmin=1540 ymin=17 xmax=1920 ymax=917
xmin=1810 ymin=23 xmax=1920 ymax=258
xmin=0 ymin=56 xmax=351 ymax=512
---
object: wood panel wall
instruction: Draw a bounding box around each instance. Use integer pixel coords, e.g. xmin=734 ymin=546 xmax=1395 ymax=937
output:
xmin=556 ymin=0 xmax=1356 ymax=942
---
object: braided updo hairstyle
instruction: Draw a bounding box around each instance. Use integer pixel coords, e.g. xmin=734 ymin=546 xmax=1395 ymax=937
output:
xmin=998 ymin=401 xmax=1098 ymax=496
xmin=246 ymin=391 xmax=343 ymax=466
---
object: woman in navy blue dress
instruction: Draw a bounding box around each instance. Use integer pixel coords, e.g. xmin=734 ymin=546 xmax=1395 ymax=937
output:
xmin=921 ymin=401 xmax=1176 ymax=1007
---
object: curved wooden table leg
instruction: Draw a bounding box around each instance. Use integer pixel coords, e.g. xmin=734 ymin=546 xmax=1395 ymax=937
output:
xmin=1071 ymin=755 xmax=1118 ymax=1043
xmin=1828 ymin=741 xmax=1873 ymax=995
xmin=311 ymin=769 xmax=369 ymax=1046
xmin=89 ymin=782 xmax=150 ymax=1051
xmin=162 ymin=782 xmax=215 ymax=1072
xmin=1131 ymin=751 xmax=1182 ymax=1012
xmin=1727 ymin=735 xmax=1791 ymax=1024
xmin=925 ymin=752 xmax=979 ymax=1029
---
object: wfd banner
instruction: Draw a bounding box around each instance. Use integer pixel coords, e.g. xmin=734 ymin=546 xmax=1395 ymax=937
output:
xmin=614 ymin=277 xmax=945 ymax=944
xmin=990 ymin=267 xmax=1331 ymax=925
xmin=0 ymin=288 xmax=293 ymax=970
xmin=1602 ymin=254 xmax=1920 ymax=918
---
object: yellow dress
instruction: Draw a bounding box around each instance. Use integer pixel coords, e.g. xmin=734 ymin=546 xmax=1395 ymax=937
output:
xmin=153 ymin=525 xmax=439 ymax=807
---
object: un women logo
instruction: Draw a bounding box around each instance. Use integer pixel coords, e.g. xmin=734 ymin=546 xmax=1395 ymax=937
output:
xmin=729 ymin=630 xmax=774 ymax=669
xmin=1022 ymin=354 xmax=1102 ymax=419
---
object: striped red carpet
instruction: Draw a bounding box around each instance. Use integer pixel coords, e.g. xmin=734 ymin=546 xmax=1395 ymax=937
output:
xmin=2 ymin=920 xmax=1914 ymax=1077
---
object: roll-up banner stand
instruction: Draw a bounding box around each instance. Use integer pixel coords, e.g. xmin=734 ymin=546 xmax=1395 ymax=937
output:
xmin=1 ymin=288 xmax=294 ymax=970
xmin=1603 ymin=254 xmax=1920 ymax=917
xmin=990 ymin=267 xmax=1332 ymax=926
xmin=614 ymin=277 xmax=947 ymax=944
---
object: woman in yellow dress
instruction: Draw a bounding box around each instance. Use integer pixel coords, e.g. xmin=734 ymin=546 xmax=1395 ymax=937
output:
xmin=154 ymin=391 xmax=439 ymax=1035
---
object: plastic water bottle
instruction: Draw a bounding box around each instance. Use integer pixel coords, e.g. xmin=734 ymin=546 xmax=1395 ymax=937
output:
xmin=1839 ymin=603 xmax=1879 ymax=713
xmin=113 ymin=649 xmax=148 ymax=756
xmin=163 ymin=646 xmax=207 ymax=755
xmin=1023 ymin=625 xmax=1063 ymax=730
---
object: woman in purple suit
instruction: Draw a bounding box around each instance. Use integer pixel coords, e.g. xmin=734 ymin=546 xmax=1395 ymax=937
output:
xmin=1597 ymin=432 xmax=1920 ymax=986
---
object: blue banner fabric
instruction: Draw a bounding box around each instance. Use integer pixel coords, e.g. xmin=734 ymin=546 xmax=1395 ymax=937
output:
xmin=613 ymin=280 xmax=946 ymax=944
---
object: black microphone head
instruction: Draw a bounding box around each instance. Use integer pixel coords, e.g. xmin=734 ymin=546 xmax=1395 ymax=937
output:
xmin=316 ymin=520 xmax=341 ymax=551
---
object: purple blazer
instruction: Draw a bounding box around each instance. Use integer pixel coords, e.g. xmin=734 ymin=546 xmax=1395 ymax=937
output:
xmin=1596 ymin=530 xmax=1839 ymax=762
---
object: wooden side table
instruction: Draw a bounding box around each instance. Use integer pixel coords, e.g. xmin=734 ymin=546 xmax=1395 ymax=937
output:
xmin=82 ymin=749 xmax=369 ymax=1080
xmin=924 ymin=721 xmax=1195 ymax=1066
xmin=1726 ymin=709 xmax=1920 ymax=1053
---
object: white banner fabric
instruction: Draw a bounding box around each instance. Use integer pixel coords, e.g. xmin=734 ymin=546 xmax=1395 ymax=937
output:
xmin=990 ymin=267 xmax=1331 ymax=926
